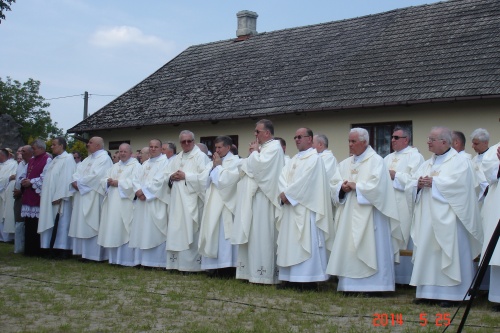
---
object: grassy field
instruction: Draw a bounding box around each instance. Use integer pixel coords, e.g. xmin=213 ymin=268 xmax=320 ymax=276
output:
xmin=0 ymin=243 xmax=499 ymax=332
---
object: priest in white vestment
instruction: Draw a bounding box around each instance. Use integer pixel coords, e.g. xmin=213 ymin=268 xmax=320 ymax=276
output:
xmin=69 ymin=137 xmax=113 ymax=261
xmin=0 ymin=149 xmax=17 ymax=242
xmin=327 ymin=128 xmax=403 ymax=293
xmin=470 ymin=128 xmax=490 ymax=206
xmin=159 ymin=131 xmax=210 ymax=272
xmin=479 ymin=143 xmax=500 ymax=310
xmin=37 ymin=137 xmax=76 ymax=257
xmin=383 ymin=126 xmax=424 ymax=285
xmin=129 ymin=139 xmax=169 ymax=267
xmin=452 ymin=131 xmax=472 ymax=159
xmin=232 ymin=119 xmax=285 ymax=284
xmin=199 ymin=136 xmax=240 ymax=272
xmin=98 ymin=143 xmax=141 ymax=266
xmin=277 ymin=128 xmax=333 ymax=284
xmin=409 ymin=127 xmax=483 ymax=307
xmin=312 ymin=134 xmax=338 ymax=180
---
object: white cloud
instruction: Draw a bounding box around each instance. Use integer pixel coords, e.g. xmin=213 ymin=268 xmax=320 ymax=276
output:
xmin=89 ymin=26 xmax=174 ymax=53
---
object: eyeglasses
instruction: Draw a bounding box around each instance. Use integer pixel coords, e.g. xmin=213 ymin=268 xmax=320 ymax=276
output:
xmin=180 ymin=140 xmax=194 ymax=145
xmin=427 ymin=137 xmax=442 ymax=142
xmin=293 ymin=135 xmax=311 ymax=140
xmin=391 ymin=136 xmax=407 ymax=140
xmin=254 ymin=129 xmax=265 ymax=134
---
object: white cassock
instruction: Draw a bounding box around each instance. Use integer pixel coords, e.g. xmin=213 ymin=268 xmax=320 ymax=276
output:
xmin=327 ymin=146 xmax=403 ymax=292
xmin=199 ymin=152 xmax=240 ymax=269
xmin=319 ymin=149 xmax=338 ymax=181
xmin=384 ymin=146 xmax=424 ymax=284
xmin=37 ymin=151 xmax=76 ymax=249
xmin=277 ymin=148 xmax=333 ymax=282
xmin=129 ymin=154 xmax=169 ymax=267
xmin=98 ymin=157 xmax=141 ymax=266
xmin=232 ymin=139 xmax=284 ymax=284
xmin=409 ymin=148 xmax=483 ymax=301
xmin=472 ymin=151 xmax=489 ymax=208
xmin=69 ymin=149 xmax=113 ymax=261
xmin=0 ymin=158 xmax=17 ymax=241
xmin=158 ymin=146 xmax=210 ymax=271
xmin=479 ymin=142 xmax=500 ymax=302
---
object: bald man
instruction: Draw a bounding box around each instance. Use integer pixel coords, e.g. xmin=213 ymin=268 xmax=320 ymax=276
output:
xmin=98 ymin=143 xmax=141 ymax=266
xmin=69 ymin=137 xmax=113 ymax=261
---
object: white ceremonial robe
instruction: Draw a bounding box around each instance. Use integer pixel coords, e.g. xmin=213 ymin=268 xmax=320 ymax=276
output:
xmin=319 ymin=150 xmax=338 ymax=181
xmin=129 ymin=154 xmax=170 ymax=267
xmin=232 ymin=139 xmax=284 ymax=284
xmin=277 ymin=148 xmax=333 ymax=282
xmin=479 ymin=142 xmax=500 ymax=302
xmin=472 ymin=151 xmax=489 ymax=206
xmin=158 ymin=146 xmax=210 ymax=272
xmin=98 ymin=157 xmax=141 ymax=266
xmin=409 ymin=148 xmax=483 ymax=301
xmin=384 ymin=146 xmax=424 ymax=284
xmin=37 ymin=151 xmax=76 ymax=250
xmin=327 ymin=146 xmax=403 ymax=292
xmin=0 ymin=159 xmax=18 ymax=241
xmin=199 ymin=152 xmax=240 ymax=269
xmin=69 ymin=149 xmax=113 ymax=261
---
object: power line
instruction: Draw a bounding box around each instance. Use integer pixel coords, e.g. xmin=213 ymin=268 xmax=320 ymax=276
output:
xmin=45 ymin=93 xmax=117 ymax=101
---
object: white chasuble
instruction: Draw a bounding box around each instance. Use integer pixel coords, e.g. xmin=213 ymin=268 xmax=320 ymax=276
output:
xmin=69 ymin=150 xmax=112 ymax=239
xmin=98 ymin=157 xmax=141 ymax=248
xmin=199 ymin=152 xmax=240 ymax=259
xmin=162 ymin=146 xmax=210 ymax=271
xmin=129 ymin=154 xmax=169 ymax=250
xmin=0 ymin=159 xmax=18 ymax=235
xmin=232 ymin=139 xmax=284 ymax=284
xmin=327 ymin=146 xmax=402 ymax=284
xmin=277 ymin=148 xmax=333 ymax=282
xmin=37 ymin=151 xmax=76 ymax=249
xmin=319 ymin=149 xmax=338 ymax=181
xmin=384 ymin=147 xmax=423 ymax=248
xmin=409 ymin=149 xmax=482 ymax=292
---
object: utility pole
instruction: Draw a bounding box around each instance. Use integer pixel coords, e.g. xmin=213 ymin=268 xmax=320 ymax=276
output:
xmin=83 ymin=91 xmax=89 ymax=119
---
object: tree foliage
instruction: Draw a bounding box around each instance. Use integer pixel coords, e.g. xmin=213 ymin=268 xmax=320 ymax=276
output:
xmin=0 ymin=0 xmax=15 ymax=24
xmin=0 ymin=76 xmax=63 ymax=143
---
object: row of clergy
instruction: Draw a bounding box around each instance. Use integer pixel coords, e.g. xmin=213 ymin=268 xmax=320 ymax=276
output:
xmin=1 ymin=121 xmax=499 ymax=309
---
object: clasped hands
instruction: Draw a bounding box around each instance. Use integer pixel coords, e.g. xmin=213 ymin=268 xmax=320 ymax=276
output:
xmin=417 ymin=176 xmax=432 ymax=189
xmin=341 ymin=180 xmax=356 ymax=193
xmin=170 ymin=170 xmax=186 ymax=182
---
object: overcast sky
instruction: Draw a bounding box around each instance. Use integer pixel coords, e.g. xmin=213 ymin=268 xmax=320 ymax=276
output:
xmin=0 ymin=0 xmax=442 ymax=133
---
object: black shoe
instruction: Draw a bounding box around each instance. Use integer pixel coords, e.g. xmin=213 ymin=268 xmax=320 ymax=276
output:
xmin=412 ymin=298 xmax=430 ymax=305
xmin=439 ymin=301 xmax=458 ymax=308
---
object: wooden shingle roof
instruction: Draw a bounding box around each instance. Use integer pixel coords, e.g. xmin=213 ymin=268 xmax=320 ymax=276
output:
xmin=69 ymin=0 xmax=500 ymax=133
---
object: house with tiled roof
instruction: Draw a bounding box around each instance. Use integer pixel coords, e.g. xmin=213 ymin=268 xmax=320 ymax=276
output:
xmin=68 ymin=0 xmax=500 ymax=159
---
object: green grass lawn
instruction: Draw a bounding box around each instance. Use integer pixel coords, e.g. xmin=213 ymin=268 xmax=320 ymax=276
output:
xmin=0 ymin=243 xmax=499 ymax=332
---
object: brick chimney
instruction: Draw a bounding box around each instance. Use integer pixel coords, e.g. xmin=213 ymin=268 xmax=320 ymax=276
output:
xmin=236 ymin=10 xmax=258 ymax=38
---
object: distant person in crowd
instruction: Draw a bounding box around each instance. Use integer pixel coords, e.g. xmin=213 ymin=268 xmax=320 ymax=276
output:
xmin=72 ymin=151 xmax=82 ymax=164
xmin=452 ymin=130 xmax=471 ymax=159
xmin=312 ymin=134 xmax=338 ymax=180
xmin=0 ymin=148 xmax=17 ymax=242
